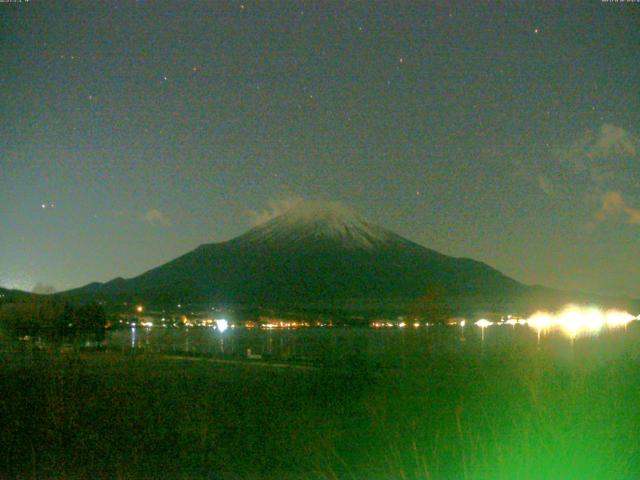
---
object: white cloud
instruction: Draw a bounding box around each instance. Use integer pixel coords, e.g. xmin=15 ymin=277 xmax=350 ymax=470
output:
xmin=626 ymin=207 xmax=640 ymax=225
xmin=534 ymin=124 xmax=640 ymax=216
xmin=558 ymin=124 xmax=638 ymax=165
xmin=555 ymin=124 xmax=639 ymax=187
xmin=143 ymin=209 xmax=171 ymax=226
xmin=589 ymin=124 xmax=637 ymax=159
xmin=246 ymin=195 xmax=304 ymax=226
xmin=595 ymin=191 xmax=640 ymax=225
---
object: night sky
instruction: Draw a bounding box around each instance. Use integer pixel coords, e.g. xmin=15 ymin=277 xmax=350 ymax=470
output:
xmin=1 ymin=1 xmax=639 ymax=298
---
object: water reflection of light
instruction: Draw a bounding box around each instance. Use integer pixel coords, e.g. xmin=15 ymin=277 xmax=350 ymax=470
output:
xmin=130 ymin=325 xmax=136 ymax=348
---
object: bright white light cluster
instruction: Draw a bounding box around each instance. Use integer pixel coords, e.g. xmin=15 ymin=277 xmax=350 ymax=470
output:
xmin=475 ymin=319 xmax=493 ymax=328
xmin=215 ymin=318 xmax=229 ymax=333
xmin=522 ymin=305 xmax=635 ymax=339
xmin=471 ymin=305 xmax=637 ymax=339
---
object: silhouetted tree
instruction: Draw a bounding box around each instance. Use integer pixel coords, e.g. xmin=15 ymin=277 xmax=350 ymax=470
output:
xmin=0 ymin=299 xmax=107 ymax=341
xmin=74 ymin=303 xmax=107 ymax=342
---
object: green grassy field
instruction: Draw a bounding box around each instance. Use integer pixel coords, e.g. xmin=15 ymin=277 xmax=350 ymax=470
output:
xmin=1 ymin=339 xmax=640 ymax=479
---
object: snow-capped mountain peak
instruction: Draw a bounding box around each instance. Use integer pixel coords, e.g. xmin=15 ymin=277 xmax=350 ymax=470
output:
xmin=239 ymin=201 xmax=393 ymax=249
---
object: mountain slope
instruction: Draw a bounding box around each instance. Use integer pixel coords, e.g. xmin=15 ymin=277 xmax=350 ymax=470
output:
xmin=0 ymin=287 xmax=37 ymax=303
xmin=60 ymin=202 xmax=529 ymax=312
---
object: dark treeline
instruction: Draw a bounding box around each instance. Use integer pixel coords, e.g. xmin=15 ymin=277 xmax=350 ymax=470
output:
xmin=0 ymin=298 xmax=108 ymax=340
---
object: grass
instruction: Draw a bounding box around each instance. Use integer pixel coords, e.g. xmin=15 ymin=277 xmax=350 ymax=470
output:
xmin=1 ymin=330 xmax=640 ymax=479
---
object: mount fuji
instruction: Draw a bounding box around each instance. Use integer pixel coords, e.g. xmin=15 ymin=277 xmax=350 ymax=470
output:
xmin=60 ymin=201 xmax=537 ymax=314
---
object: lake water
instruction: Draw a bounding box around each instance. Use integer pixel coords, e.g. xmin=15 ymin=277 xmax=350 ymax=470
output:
xmin=107 ymin=322 xmax=640 ymax=368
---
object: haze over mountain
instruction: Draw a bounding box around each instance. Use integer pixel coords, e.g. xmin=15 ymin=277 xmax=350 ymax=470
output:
xmin=58 ymin=202 xmax=637 ymax=316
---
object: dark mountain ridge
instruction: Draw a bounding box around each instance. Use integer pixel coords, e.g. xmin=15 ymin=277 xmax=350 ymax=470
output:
xmin=57 ymin=202 xmax=637 ymax=315
xmin=0 ymin=287 xmax=36 ymax=303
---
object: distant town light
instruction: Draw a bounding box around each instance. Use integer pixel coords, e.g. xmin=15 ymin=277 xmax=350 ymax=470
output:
xmin=475 ymin=319 xmax=493 ymax=328
xmin=605 ymin=310 xmax=635 ymax=329
xmin=215 ymin=319 xmax=229 ymax=333
xmin=135 ymin=305 xmax=144 ymax=313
